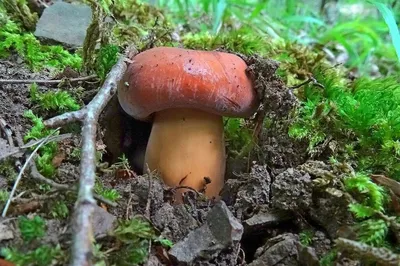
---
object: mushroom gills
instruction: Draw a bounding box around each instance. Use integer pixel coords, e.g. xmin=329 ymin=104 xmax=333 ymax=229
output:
xmin=144 ymin=108 xmax=226 ymax=201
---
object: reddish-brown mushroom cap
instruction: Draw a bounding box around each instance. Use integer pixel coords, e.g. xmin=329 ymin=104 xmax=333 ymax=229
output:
xmin=118 ymin=47 xmax=259 ymax=120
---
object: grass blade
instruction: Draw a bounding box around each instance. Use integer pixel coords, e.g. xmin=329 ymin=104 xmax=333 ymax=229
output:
xmin=370 ymin=1 xmax=400 ymax=62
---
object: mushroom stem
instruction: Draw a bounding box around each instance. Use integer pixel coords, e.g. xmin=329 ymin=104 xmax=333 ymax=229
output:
xmin=144 ymin=108 xmax=226 ymax=201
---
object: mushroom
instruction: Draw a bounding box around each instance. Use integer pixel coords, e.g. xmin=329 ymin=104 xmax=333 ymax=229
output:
xmin=117 ymin=47 xmax=259 ymax=202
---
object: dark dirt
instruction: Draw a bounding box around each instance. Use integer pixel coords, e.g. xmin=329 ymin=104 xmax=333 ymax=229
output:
xmin=0 ymin=57 xmax=48 ymax=135
xmin=0 ymin=49 xmax=357 ymax=266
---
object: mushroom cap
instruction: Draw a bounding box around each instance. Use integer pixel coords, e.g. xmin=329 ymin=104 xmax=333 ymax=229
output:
xmin=118 ymin=47 xmax=259 ymax=120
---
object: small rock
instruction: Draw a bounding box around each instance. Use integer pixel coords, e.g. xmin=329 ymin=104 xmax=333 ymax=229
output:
xmin=309 ymin=193 xmax=353 ymax=238
xmin=243 ymin=209 xmax=292 ymax=234
xmin=168 ymin=201 xmax=243 ymax=265
xmin=0 ymin=222 xmax=14 ymax=242
xmin=91 ymin=205 xmax=117 ymax=238
xmin=131 ymin=175 xmax=165 ymax=212
xmin=311 ymin=231 xmax=332 ymax=257
xmin=298 ymin=245 xmax=320 ymax=266
xmin=152 ymin=203 xmax=199 ymax=242
xmin=206 ymin=201 xmax=244 ymax=245
xmin=43 ymin=219 xmax=64 ymax=244
xmin=249 ymin=233 xmax=300 ymax=266
xmin=34 ymin=2 xmax=92 ymax=48
xmin=271 ymin=168 xmax=312 ymax=212
xmin=0 ymin=138 xmax=17 ymax=163
xmin=221 ymin=163 xmax=271 ymax=220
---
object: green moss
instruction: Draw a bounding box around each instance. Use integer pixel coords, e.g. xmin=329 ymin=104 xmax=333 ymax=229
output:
xmin=289 ymin=67 xmax=400 ymax=179
xmin=80 ymin=0 xmax=174 ymax=72
xmin=111 ymin=217 xmax=157 ymax=265
xmin=0 ymin=20 xmax=82 ymax=71
xmin=94 ymin=180 xmax=121 ymax=202
xmin=0 ymin=189 xmax=9 ymax=203
xmin=299 ymin=230 xmax=314 ymax=246
xmin=224 ymin=118 xmax=253 ymax=157
xmin=18 ymin=215 xmax=46 ymax=242
xmin=320 ymin=249 xmax=337 ymax=266
xmin=29 ymin=83 xmax=81 ymax=114
xmin=289 ymin=66 xmax=400 ymax=249
xmin=95 ymin=44 xmax=120 ymax=81
xmin=50 ymin=201 xmax=69 ymax=219
xmin=24 ymin=110 xmax=58 ymax=177
xmin=0 ymin=159 xmax=17 ymax=181
xmin=2 ymin=245 xmax=64 ymax=266
xmin=182 ymin=28 xmax=268 ymax=55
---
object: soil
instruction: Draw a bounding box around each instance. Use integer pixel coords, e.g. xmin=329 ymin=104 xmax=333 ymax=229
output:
xmin=0 ymin=51 xmax=357 ymax=266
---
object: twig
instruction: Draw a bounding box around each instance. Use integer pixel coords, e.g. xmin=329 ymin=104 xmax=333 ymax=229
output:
xmin=29 ymin=161 xmax=117 ymax=207
xmin=145 ymin=164 xmax=153 ymax=220
xmin=44 ymin=110 xmax=85 ymax=127
xmin=170 ymin=185 xmax=201 ymax=196
xmin=1 ymin=112 xmax=116 ymax=208
xmin=11 ymin=192 xmax=59 ymax=204
xmin=0 ymin=74 xmax=98 ymax=85
xmin=289 ymin=76 xmax=325 ymax=90
xmin=144 ymin=165 xmax=153 ymax=266
xmin=0 ymin=133 xmax=73 ymax=161
xmin=43 ymin=52 xmax=131 ymax=266
xmin=2 ymin=128 xmax=60 ymax=217
xmin=0 ymin=117 xmax=14 ymax=147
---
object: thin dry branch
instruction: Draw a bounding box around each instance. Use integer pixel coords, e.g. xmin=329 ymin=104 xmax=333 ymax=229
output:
xmin=1 ymin=128 xmax=60 ymax=217
xmin=29 ymin=161 xmax=117 ymax=207
xmin=0 ymin=74 xmax=98 ymax=85
xmin=0 ymin=133 xmax=73 ymax=161
xmin=43 ymin=52 xmax=132 ymax=266
xmin=0 ymin=117 xmax=14 ymax=147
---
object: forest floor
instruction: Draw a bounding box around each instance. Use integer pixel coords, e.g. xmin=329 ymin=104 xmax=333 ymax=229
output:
xmin=1 ymin=1 xmax=399 ymax=266
xmin=0 ymin=54 xmax=360 ymax=266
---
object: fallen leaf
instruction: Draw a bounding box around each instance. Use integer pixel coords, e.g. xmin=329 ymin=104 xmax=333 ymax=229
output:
xmin=52 ymin=151 xmax=66 ymax=167
xmin=155 ymin=246 xmax=172 ymax=265
xmin=10 ymin=201 xmax=41 ymax=215
xmin=0 ymin=258 xmax=15 ymax=266
xmin=115 ymin=169 xmax=137 ymax=179
xmin=371 ymin=174 xmax=400 ymax=197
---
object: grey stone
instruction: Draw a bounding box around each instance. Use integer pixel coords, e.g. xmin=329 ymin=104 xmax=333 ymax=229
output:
xmin=91 ymin=205 xmax=117 ymax=238
xmin=43 ymin=219 xmax=63 ymax=245
xmin=168 ymin=201 xmax=243 ymax=265
xmin=206 ymin=201 xmax=244 ymax=245
xmin=0 ymin=138 xmax=18 ymax=163
xmin=152 ymin=203 xmax=199 ymax=242
xmin=34 ymin=2 xmax=92 ymax=48
xmin=298 ymin=245 xmax=320 ymax=266
xmin=220 ymin=163 xmax=271 ymax=220
xmin=309 ymin=194 xmax=353 ymax=238
xmin=0 ymin=222 xmax=14 ymax=242
xmin=271 ymin=168 xmax=312 ymax=212
xmin=243 ymin=210 xmax=292 ymax=234
xmin=249 ymin=233 xmax=300 ymax=266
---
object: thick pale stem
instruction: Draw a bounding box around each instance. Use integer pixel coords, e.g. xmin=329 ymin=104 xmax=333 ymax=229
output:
xmin=144 ymin=108 xmax=226 ymax=201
